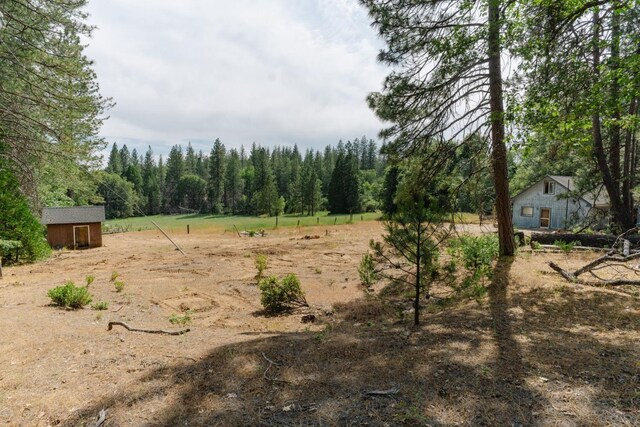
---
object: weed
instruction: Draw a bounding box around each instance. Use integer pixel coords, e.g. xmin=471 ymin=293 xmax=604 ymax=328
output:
xmin=91 ymin=301 xmax=109 ymax=310
xmin=85 ymin=275 xmax=95 ymax=287
xmin=255 ymin=254 xmax=268 ymax=281
xmin=554 ymin=240 xmax=581 ymax=254
xmin=95 ymin=313 xmax=103 ymax=321
xmin=531 ymin=241 xmax=542 ymax=250
xmin=47 ymin=281 xmax=93 ymax=309
xmin=110 ymin=271 xmax=119 ymax=281
xmin=315 ymin=267 xmax=322 ymax=274
xmin=114 ymin=280 xmax=125 ymax=292
xmin=169 ymin=311 xmax=192 ymax=326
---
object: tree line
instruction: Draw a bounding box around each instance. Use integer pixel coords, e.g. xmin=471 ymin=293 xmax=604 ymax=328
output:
xmin=99 ymin=137 xmax=384 ymax=219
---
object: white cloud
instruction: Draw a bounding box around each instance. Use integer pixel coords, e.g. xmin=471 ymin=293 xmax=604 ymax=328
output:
xmin=84 ymin=0 xmax=387 ymax=156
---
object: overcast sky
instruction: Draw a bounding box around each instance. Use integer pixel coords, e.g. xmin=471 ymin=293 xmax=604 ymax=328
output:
xmin=83 ymin=0 xmax=388 ymax=158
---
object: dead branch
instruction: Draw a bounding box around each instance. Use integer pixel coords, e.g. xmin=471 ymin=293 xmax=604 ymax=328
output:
xmin=548 ymin=262 xmax=578 ymax=282
xmin=107 ymin=321 xmax=190 ymax=336
xmin=574 ymin=252 xmax=640 ymax=277
xmin=548 ymin=261 xmax=640 ymax=287
xmin=261 ymin=352 xmax=290 ymax=384
xmin=88 ymin=409 xmax=107 ymax=427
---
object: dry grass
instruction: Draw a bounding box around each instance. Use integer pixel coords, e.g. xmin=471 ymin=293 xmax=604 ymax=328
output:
xmin=0 ymin=224 xmax=638 ymax=426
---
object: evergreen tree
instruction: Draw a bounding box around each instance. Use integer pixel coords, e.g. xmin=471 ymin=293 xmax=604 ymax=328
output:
xmin=224 ymin=149 xmax=244 ymax=214
xmin=178 ymin=175 xmax=207 ymax=212
xmin=119 ymin=145 xmax=131 ymax=176
xmin=208 ymin=138 xmax=226 ymax=213
xmin=165 ymin=145 xmax=184 ymax=211
xmin=105 ymin=143 xmax=122 ymax=175
xmin=142 ymin=146 xmax=161 ymax=215
xmin=185 ymin=142 xmax=196 ymax=175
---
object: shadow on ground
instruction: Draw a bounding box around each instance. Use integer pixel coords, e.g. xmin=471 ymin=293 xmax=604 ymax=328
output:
xmin=64 ymin=257 xmax=639 ymax=426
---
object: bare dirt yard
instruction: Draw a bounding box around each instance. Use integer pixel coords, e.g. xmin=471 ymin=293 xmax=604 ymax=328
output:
xmin=0 ymin=221 xmax=638 ymax=426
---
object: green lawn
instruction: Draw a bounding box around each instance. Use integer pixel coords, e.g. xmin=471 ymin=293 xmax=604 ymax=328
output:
xmin=103 ymin=211 xmax=382 ymax=234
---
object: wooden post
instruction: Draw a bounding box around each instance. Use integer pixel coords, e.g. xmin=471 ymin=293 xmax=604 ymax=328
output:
xmin=361 ymin=215 xmax=363 ymax=221
xmin=317 ymin=217 xmax=319 ymax=224
xmin=334 ymin=218 xmax=337 ymax=225
xmin=276 ymin=216 xmax=279 ymax=228
xmin=233 ymin=224 xmax=242 ymax=238
xmin=296 ymin=219 xmax=300 ymax=228
xmin=187 ymin=224 xmax=190 ymax=234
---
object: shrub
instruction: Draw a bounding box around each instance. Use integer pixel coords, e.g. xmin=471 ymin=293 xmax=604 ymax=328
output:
xmin=169 ymin=311 xmax=192 ymax=326
xmin=259 ymin=274 xmax=308 ymax=313
xmin=358 ymin=253 xmax=378 ymax=287
xmin=85 ymin=275 xmax=95 ymax=287
xmin=47 ymin=281 xmax=93 ymax=309
xmin=554 ymin=240 xmax=580 ymax=254
xmin=114 ymin=280 xmax=125 ymax=292
xmin=92 ymin=301 xmax=108 ymax=310
xmin=110 ymin=271 xmax=119 ymax=281
xmin=448 ymin=234 xmax=499 ymax=285
xmin=255 ymin=254 xmax=268 ymax=281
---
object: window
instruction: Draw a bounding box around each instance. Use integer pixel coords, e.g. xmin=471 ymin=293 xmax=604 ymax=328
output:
xmin=521 ymin=206 xmax=534 ymax=217
xmin=543 ymin=181 xmax=555 ymax=194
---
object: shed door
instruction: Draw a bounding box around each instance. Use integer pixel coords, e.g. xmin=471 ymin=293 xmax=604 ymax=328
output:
xmin=540 ymin=208 xmax=551 ymax=228
xmin=74 ymin=225 xmax=90 ymax=249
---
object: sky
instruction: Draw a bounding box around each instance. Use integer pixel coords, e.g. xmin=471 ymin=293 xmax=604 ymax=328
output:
xmin=83 ymin=0 xmax=389 ymax=158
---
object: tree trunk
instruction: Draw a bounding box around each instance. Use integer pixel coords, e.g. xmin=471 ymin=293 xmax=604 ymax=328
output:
xmin=488 ymin=0 xmax=515 ymax=256
xmin=415 ymin=222 xmax=421 ymax=326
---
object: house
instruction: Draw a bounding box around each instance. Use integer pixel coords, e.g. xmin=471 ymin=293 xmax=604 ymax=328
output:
xmin=511 ymin=176 xmax=608 ymax=230
xmin=41 ymin=206 xmax=105 ymax=249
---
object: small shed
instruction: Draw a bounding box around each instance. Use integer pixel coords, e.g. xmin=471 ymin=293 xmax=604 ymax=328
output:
xmin=42 ymin=206 xmax=105 ymax=249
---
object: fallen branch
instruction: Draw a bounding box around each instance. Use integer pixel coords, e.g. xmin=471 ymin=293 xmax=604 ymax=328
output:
xmin=88 ymin=409 xmax=107 ymax=427
xmin=548 ymin=262 xmax=578 ymax=282
xmin=548 ymin=262 xmax=640 ymax=286
xmin=107 ymin=321 xmax=190 ymax=335
xmin=261 ymin=352 xmax=290 ymax=384
xmin=364 ymin=386 xmax=400 ymax=396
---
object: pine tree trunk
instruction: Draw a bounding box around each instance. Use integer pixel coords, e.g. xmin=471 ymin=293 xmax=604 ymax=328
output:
xmin=415 ymin=222 xmax=421 ymax=326
xmin=488 ymin=0 xmax=515 ymax=256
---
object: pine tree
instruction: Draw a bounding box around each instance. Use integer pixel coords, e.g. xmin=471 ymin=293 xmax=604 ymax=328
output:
xmin=142 ymin=146 xmax=161 ymax=215
xmin=224 ymin=149 xmax=244 ymax=215
xmin=106 ymin=143 xmax=122 ymax=175
xmin=165 ymin=145 xmax=184 ymax=211
xmin=119 ymin=145 xmax=131 ymax=176
xmin=185 ymin=142 xmax=196 ymax=175
xmin=208 ymin=138 xmax=226 ymax=213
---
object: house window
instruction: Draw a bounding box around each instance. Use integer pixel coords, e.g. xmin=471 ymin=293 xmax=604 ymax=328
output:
xmin=521 ymin=206 xmax=534 ymax=217
xmin=543 ymin=181 xmax=555 ymax=194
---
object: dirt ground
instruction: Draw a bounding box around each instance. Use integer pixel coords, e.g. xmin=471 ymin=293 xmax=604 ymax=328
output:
xmin=0 ymin=221 xmax=638 ymax=426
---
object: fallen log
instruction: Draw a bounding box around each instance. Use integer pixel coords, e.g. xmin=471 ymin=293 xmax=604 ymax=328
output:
xmin=107 ymin=321 xmax=190 ymax=335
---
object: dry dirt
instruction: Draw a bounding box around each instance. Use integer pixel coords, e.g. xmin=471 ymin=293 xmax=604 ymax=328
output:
xmin=0 ymin=221 xmax=638 ymax=426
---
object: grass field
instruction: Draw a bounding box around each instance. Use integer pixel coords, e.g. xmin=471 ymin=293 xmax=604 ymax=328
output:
xmin=104 ymin=211 xmax=383 ymax=234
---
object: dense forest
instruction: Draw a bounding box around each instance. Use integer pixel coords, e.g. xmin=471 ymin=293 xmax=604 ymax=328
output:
xmin=99 ymin=138 xmax=384 ymax=219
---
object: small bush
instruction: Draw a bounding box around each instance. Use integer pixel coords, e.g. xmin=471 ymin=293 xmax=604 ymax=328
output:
xmin=92 ymin=301 xmax=108 ymax=310
xmin=114 ymin=280 xmax=125 ymax=292
xmin=169 ymin=311 xmax=192 ymax=326
xmin=259 ymin=274 xmax=307 ymax=313
xmin=531 ymin=241 xmax=542 ymax=250
xmin=358 ymin=253 xmax=378 ymax=287
xmin=449 ymin=234 xmax=499 ymax=284
xmin=47 ymin=281 xmax=93 ymax=309
xmin=110 ymin=271 xmax=119 ymax=281
xmin=255 ymin=254 xmax=268 ymax=281
xmin=85 ymin=275 xmax=95 ymax=287
xmin=554 ymin=240 xmax=580 ymax=254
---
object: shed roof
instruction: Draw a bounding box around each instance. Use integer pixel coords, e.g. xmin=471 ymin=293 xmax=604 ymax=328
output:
xmin=42 ymin=206 xmax=105 ymax=225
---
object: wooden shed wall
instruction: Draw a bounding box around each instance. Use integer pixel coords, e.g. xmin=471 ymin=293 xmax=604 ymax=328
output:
xmin=46 ymin=223 xmax=102 ymax=249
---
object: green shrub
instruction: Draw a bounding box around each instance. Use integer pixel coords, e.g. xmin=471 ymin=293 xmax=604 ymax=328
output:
xmin=114 ymin=280 xmax=125 ymax=292
xmin=259 ymin=274 xmax=307 ymax=313
xmin=91 ymin=301 xmax=108 ymax=310
xmin=169 ymin=311 xmax=192 ymax=326
xmin=110 ymin=271 xmax=119 ymax=281
xmin=358 ymin=253 xmax=378 ymax=287
xmin=554 ymin=240 xmax=580 ymax=254
xmin=47 ymin=281 xmax=93 ymax=309
xmin=255 ymin=254 xmax=268 ymax=281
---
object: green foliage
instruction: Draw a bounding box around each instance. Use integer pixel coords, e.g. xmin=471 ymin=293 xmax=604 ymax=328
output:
xmin=255 ymin=254 xmax=268 ymax=281
xmin=47 ymin=281 xmax=93 ymax=309
xmin=85 ymin=275 xmax=95 ymax=287
xmin=531 ymin=241 xmax=542 ymax=250
xmin=97 ymin=172 xmax=139 ymax=219
xmin=358 ymin=252 xmax=378 ymax=287
xmin=258 ymin=274 xmax=308 ymax=313
xmin=169 ymin=311 xmax=192 ymax=326
xmin=554 ymin=240 xmax=581 ymax=254
xmin=114 ymin=280 xmax=125 ymax=292
xmin=91 ymin=301 xmax=109 ymax=310
xmin=110 ymin=271 xmax=119 ymax=281
xmin=448 ymin=234 xmax=499 ymax=285
xmin=0 ymin=168 xmax=50 ymax=262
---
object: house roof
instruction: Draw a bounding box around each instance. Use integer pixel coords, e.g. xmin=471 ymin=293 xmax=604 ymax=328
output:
xmin=512 ymin=175 xmax=609 ymax=207
xmin=42 ymin=206 xmax=105 ymax=225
